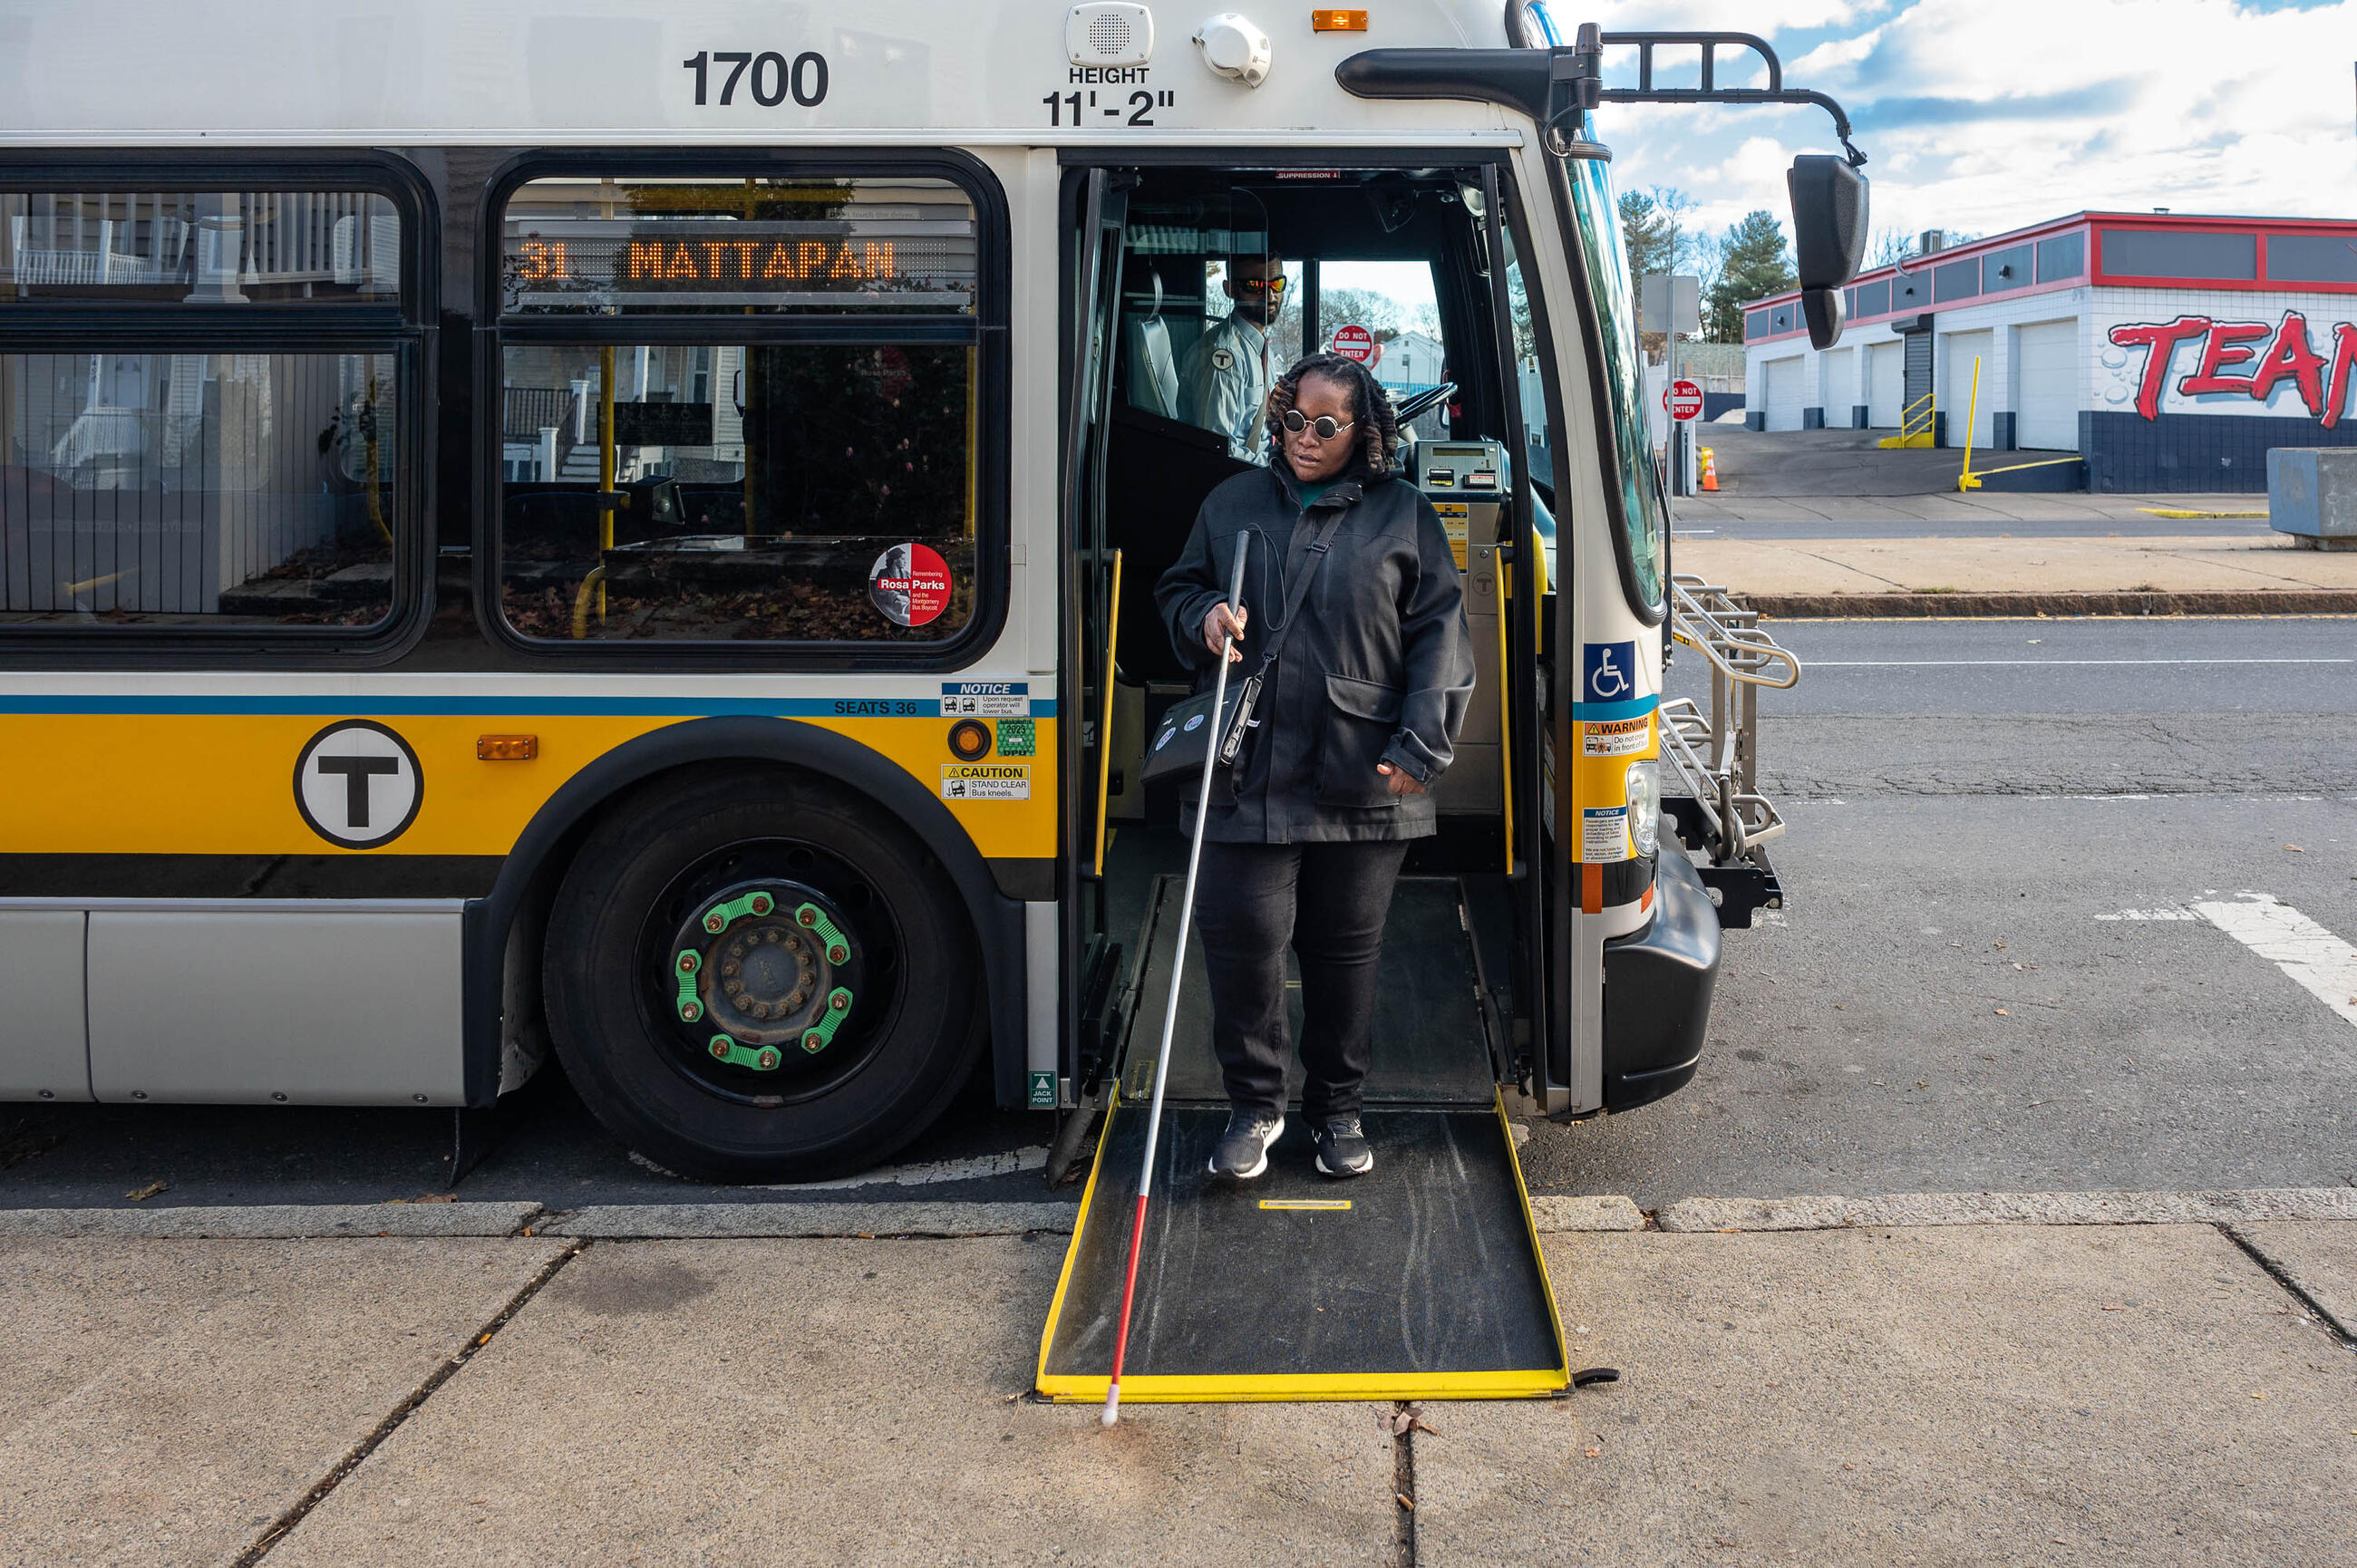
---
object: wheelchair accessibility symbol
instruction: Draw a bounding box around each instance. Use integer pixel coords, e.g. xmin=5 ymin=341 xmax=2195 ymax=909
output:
xmin=1582 ymin=641 xmax=1636 ymax=704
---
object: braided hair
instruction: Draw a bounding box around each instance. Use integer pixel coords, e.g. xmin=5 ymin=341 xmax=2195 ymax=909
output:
xmin=1265 ymin=352 xmax=1402 ymax=479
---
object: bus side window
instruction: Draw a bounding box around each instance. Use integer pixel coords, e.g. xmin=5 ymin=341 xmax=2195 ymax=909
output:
xmin=492 ymin=169 xmax=997 ymax=649
xmin=0 ymin=184 xmax=411 ymax=634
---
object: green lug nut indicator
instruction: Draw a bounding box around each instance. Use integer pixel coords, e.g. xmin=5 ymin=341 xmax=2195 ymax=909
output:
xmin=683 ymin=893 xmax=856 ymax=1070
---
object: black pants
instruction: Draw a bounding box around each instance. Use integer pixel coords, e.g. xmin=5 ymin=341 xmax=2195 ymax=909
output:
xmin=1190 ymin=839 xmax=1411 ymax=1122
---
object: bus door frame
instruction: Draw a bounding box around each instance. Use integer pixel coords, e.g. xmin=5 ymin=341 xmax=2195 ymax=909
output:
xmin=1057 ymin=165 xmax=1135 ymax=1110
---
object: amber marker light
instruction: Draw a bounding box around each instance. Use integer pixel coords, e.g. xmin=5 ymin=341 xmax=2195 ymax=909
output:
xmin=477 ymin=735 xmax=538 ymax=760
xmin=1311 ymin=9 xmax=1369 ymax=29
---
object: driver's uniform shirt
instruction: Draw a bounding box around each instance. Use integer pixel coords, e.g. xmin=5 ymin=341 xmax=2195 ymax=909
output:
xmin=1178 ymin=312 xmax=1271 ymax=464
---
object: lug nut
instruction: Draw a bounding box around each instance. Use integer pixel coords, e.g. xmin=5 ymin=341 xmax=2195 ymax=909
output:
xmin=803 ymin=1031 xmax=824 ymax=1052
xmin=798 ymin=907 xmax=819 ymax=927
xmin=704 ymin=913 xmax=726 ymax=933
xmin=680 ymin=1002 xmax=701 ymax=1022
xmin=676 ymin=952 xmax=699 ymax=974
xmin=751 ymin=894 xmax=772 ymax=915
xmin=709 ymin=1040 xmax=730 ymax=1060
xmin=828 ymin=944 xmax=849 ymax=964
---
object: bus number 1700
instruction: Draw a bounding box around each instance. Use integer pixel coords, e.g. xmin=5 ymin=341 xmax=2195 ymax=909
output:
xmin=683 ymin=50 xmax=829 ymax=108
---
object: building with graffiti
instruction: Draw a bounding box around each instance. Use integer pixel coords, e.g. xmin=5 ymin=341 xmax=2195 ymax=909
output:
xmin=1740 ymin=213 xmax=2357 ymax=492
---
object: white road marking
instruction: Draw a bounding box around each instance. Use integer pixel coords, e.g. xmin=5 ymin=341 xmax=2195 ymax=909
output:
xmin=2191 ymin=895 xmax=2357 ymax=1031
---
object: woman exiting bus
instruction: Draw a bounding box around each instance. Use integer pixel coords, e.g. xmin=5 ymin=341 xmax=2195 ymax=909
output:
xmin=1154 ymin=353 xmax=1475 ymax=1181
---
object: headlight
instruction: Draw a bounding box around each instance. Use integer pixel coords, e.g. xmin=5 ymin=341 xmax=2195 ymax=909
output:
xmin=1625 ymin=760 xmax=1659 ymax=857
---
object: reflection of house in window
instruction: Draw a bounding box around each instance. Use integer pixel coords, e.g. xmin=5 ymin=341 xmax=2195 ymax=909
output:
xmin=1375 ymin=329 xmax=1446 ymax=395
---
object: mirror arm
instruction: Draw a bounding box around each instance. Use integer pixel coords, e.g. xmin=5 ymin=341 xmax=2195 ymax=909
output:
xmin=1591 ymin=28 xmax=1868 ymax=168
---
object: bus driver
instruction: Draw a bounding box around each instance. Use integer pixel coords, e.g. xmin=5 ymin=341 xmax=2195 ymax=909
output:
xmin=1179 ymin=252 xmax=1286 ymax=463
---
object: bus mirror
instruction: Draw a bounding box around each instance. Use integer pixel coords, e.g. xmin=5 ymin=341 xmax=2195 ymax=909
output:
xmin=1799 ymin=287 xmax=1845 ymax=350
xmin=1788 ymin=154 xmax=1867 ymax=347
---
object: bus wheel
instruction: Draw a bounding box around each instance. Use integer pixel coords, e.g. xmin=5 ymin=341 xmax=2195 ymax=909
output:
xmin=543 ymin=768 xmax=980 ymax=1183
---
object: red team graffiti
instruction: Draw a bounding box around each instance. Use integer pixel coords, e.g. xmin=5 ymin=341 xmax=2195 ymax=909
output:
xmin=2109 ymin=313 xmax=2357 ymax=427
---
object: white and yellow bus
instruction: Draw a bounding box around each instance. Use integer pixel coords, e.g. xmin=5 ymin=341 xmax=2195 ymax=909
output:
xmin=0 ymin=2 xmax=1861 ymax=1182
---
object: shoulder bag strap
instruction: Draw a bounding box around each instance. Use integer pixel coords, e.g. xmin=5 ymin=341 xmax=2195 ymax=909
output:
xmin=1253 ymin=506 xmax=1346 ymax=671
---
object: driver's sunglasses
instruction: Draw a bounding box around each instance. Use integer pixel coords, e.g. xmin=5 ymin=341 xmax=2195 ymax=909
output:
xmin=1234 ymin=274 xmax=1288 ymax=295
xmin=1280 ymin=409 xmax=1355 ymax=440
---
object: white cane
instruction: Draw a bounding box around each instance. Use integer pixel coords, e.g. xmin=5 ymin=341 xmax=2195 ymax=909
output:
xmin=1102 ymin=537 xmax=1251 ymax=1427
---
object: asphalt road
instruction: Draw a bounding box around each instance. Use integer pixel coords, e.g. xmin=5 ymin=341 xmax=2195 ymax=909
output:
xmin=5 ymin=616 xmax=2353 ymax=1215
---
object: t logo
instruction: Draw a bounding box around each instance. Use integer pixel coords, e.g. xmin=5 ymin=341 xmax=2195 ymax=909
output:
xmin=293 ymin=721 xmax=423 ymax=849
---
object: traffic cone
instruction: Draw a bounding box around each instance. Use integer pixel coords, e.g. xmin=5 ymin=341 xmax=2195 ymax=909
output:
xmin=1700 ymin=447 xmax=1719 ymax=491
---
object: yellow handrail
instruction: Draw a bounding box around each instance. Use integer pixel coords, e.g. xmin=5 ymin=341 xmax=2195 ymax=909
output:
xmin=1956 ymin=356 xmax=1984 ymax=490
xmin=1092 ymin=550 xmax=1122 ymax=878
xmin=1494 ymin=557 xmax=1513 ymax=876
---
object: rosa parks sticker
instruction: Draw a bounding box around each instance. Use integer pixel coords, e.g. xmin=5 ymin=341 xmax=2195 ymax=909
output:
xmin=868 ymin=542 xmax=953 ymax=627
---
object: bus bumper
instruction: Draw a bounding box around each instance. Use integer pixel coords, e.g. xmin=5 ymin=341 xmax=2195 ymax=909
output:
xmin=1600 ymin=849 xmax=1722 ymax=1112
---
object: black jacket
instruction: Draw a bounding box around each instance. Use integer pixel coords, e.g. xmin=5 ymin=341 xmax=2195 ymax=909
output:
xmin=1155 ymin=458 xmax=1475 ymax=843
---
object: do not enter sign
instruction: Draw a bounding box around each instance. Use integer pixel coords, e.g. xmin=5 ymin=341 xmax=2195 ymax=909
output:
xmin=1331 ymin=324 xmax=1377 ymax=363
xmin=1667 ymin=379 xmax=1704 ymax=421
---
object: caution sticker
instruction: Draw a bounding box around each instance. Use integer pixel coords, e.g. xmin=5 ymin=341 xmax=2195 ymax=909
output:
xmin=1581 ymin=716 xmax=1650 ymax=758
xmin=941 ymin=762 xmax=1030 ymax=801
xmin=869 ymin=542 xmax=953 ymax=627
xmin=1580 ymin=805 xmax=1629 ymax=863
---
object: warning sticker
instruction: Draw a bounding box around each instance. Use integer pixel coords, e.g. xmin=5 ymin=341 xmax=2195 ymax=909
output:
xmin=1581 ymin=805 xmax=1629 ymax=863
xmin=870 ymin=542 xmax=953 ymax=627
xmin=1581 ymin=716 xmax=1650 ymax=758
xmin=940 ymin=681 xmax=1027 ymax=718
xmin=1434 ymin=500 xmax=1469 ymax=571
xmin=941 ymin=763 xmax=1031 ymax=800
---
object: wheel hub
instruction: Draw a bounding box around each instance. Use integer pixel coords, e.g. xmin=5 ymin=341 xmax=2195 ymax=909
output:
xmin=668 ymin=884 xmax=857 ymax=1071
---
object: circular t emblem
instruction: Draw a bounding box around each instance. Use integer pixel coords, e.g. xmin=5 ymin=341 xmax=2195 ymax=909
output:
xmin=1209 ymin=348 xmax=1234 ymax=371
xmin=293 ymin=721 xmax=422 ymax=849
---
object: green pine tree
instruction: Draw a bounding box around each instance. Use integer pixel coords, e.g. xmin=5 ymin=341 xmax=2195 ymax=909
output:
xmin=1703 ymin=210 xmax=1795 ymax=344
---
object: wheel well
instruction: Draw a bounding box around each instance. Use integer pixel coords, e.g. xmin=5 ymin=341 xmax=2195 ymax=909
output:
xmin=463 ymin=719 xmax=1024 ymax=1110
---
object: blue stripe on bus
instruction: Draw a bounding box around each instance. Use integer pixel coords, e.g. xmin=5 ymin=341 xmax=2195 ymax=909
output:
xmin=1568 ymin=694 xmax=1658 ymax=722
xmin=0 ymin=695 xmax=1058 ymax=719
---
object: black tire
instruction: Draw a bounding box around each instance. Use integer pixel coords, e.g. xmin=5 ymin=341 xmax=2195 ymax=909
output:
xmin=543 ymin=766 xmax=981 ymax=1183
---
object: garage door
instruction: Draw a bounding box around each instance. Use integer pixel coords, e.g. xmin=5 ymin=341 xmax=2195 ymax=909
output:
xmin=2014 ymin=319 xmax=2079 ymax=450
xmin=1940 ymin=329 xmax=1994 ymax=448
xmin=1867 ymin=341 xmax=1904 ymax=426
xmin=1761 ymin=355 xmax=1804 ymax=431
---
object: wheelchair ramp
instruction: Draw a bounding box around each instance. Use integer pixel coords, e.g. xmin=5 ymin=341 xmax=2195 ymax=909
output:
xmin=1035 ymin=876 xmax=1567 ymax=1403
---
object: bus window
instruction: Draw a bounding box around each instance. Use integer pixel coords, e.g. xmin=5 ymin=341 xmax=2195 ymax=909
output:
xmin=0 ymin=180 xmax=411 ymax=632
xmin=1559 ymin=155 xmax=1665 ymax=615
xmin=492 ymin=170 xmax=990 ymax=647
xmin=1311 ymin=259 xmax=1447 ymax=440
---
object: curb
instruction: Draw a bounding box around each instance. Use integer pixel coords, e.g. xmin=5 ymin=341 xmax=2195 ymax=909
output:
xmin=1656 ymin=1186 xmax=2357 ymax=1233
xmin=1750 ymin=589 xmax=2357 ymax=618
xmin=1530 ymin=1195 xmax=1646 ymax=1233
xmin=548 ymin=1200 xmax=1080 ymax=1238
xmin=0 ymin=1201 xmax=546 ymax=1239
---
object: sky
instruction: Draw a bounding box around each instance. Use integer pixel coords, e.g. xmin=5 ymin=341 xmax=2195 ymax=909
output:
xmin=1579 ymin=0 xmax=2357 ymax=256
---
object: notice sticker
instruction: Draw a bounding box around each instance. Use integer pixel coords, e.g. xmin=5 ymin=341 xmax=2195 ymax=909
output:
xmin=870 ymin=542 xmax=953 ymax=627
xmin=1581 ymin=805 xmax=1629 ymax=863
xmin=1581 ymin=715 xmax=1650 ymax=758
xmin=1434 ymin=500 xmax=1469 ymax=571
xmin=941 ymin=762 xmax=1030 ymax=801
xmin=940 ymin=681 xmax=1028 ymax=718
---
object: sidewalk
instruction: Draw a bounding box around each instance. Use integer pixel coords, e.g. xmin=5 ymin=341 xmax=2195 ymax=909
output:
xmin=5 ymin=1195 xmax=2354 ymax=1565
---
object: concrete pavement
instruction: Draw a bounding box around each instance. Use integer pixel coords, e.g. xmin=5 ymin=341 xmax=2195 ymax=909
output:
xmin=5 ymin=1215 xmax=2352 ymax=1566
xmin=1673 ymin=530 xmax=2357 ymax=605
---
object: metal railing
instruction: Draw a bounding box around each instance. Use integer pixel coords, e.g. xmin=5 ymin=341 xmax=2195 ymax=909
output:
xmin=1662 ymin=572 xmax=1799 ymax=864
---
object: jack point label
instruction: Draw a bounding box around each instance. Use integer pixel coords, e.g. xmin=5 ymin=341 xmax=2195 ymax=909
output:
xmin=941 ymin=762 xmax=1030 ymax=800
xmin=1027 ymin=1070 xmax=1057 ymax=1108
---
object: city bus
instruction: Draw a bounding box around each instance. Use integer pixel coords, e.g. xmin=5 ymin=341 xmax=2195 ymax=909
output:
xmin=0 ymin=1 xmax=1862 ymax=1189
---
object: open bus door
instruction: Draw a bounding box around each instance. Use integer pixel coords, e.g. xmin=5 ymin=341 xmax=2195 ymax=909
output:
xmin=1037 ymin=155 xmax=1573 ymax=1403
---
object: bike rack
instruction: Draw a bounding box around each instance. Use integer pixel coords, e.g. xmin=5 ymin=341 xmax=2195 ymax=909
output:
xmin=1661 ymin=574 xmax=1799 ymax=924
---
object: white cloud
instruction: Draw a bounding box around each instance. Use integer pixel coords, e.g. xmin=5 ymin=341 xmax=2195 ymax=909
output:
xmin=1602 ymin=0 xmax=2357 ymax=247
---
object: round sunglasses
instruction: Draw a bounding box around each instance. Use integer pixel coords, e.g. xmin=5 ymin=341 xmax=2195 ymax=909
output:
xmin=1280 ymin=409 xmax=1356 ymax=440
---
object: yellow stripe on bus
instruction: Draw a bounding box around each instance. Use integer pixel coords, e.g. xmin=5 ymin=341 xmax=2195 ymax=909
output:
xmin=0 ymin=714 xmax=1055 ymax=859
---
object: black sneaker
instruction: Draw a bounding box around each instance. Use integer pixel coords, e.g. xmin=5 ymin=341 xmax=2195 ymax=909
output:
xmin=1208 ymin=1111 xmax=1285 ymax=1180
xmin=1312 ymin=1116 xmax=1374 ymax=1177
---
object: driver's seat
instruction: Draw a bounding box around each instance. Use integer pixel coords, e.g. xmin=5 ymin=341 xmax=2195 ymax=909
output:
xmin=1124 ymin=270 xmax=1180 ymax=420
